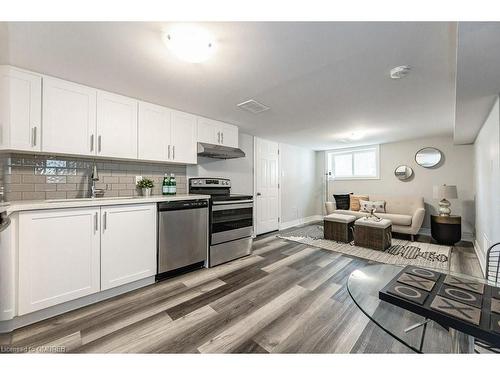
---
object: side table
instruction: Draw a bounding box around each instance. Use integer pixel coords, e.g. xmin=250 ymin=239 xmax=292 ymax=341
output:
xmin=431 ymin=215 xmax=461 ymax=245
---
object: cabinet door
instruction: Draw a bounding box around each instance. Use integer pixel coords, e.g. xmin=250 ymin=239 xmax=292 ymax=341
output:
xmin=171 ymin=110 xmax=197 ymax=164
xmin=42 ymin=77 xmax=97 ymax=156
xmin=18 ymin=207 xmax=100 ymax=315
xmin=101 ymin=204 xmax=157 ymax=291
xmin=220 ymin=123 xmax=239 ymax=148
xmin=138 ymin=101 xmax=171 ymax=162
xmin=197 ymin=116 xmax=217 ymax=144
xmin=0 ymin=67 xmax=42 ymax=151
xmin=97 ymin=91 xmax=138 ymax=159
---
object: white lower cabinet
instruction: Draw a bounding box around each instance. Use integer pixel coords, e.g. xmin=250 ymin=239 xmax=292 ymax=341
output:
xmin=17 ymin=203 xmax=157 ymax=315
xmin=18 ymin=207 xmax=101 ymax=315
xmin=100 ymin=204 xmax=157 ymax=291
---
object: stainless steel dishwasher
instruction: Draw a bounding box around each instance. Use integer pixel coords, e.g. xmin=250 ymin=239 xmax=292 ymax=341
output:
xmin=157 ymin=199 xmax=209 ymax=280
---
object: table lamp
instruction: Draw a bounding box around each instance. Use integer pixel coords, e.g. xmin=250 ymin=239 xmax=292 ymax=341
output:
xmin=433 ymin=184 xmax=458 ymax=216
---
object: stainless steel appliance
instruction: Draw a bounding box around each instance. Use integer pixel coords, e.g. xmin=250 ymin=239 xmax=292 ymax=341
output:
xmin=157 ymin=199 xmax=209 ymax=279
xmin=197 ymin=142 xmax=246 ymax=159
xmin=189 ymin=178 xmax=253 ymax=267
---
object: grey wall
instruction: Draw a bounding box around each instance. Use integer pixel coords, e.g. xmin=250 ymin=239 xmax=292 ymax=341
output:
xmin=320 ymin=135 xmax=475 ymax=235
xmin=3 ymin=153 xmax=187 ymax=201
xmin=279 ymin=142 xmax=322 ymax=224
xmin=187 ymin=133 xmax=254 ymax=195
xmin=474 ymin=96 xmax=500 ymax=271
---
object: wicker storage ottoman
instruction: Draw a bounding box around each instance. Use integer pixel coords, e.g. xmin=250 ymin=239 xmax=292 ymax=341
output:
xmin=324 ymin=213 xmax=357 ymax=242
xmin=354 ymin=218 xmax=392 ymax=251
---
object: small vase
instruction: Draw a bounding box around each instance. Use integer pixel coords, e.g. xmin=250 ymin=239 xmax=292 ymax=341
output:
xmin=142 ymin=188 xmax=152 ymax=197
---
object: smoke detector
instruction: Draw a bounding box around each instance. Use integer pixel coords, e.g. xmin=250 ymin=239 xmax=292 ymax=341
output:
xmin=237 ymin=99 xmax=270 ymax=114
xmin=390 ymin=65 xmax=411 ymax=79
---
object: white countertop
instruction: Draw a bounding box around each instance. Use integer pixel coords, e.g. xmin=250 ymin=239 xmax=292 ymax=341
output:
xmin=3 ymin=194 xmax=211 ymax=214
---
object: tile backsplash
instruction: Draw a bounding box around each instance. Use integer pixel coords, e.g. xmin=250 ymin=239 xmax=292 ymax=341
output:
xmin=2 ymin=154 xmax=187 ymax=201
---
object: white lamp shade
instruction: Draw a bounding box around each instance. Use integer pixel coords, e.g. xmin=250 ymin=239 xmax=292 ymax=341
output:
xmin=433 ymin=185 xmax=458 ymax=200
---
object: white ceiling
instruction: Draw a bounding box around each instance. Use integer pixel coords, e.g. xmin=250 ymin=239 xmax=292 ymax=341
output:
xmin=454 ymin=22 xmax=500 ymax=144
xmin=1 ymin=22 xmax=459 ymax=150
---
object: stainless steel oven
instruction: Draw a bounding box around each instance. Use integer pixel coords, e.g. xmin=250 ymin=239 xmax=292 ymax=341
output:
xmin=189 ymin=178 xmax=253 ymax=267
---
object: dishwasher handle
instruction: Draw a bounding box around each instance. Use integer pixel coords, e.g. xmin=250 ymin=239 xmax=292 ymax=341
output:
xmin=158 ymin=199 xmax=208 ymax=211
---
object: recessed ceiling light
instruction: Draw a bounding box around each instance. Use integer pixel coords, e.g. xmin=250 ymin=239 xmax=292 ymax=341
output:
xmin=390 ymin=65 xmax=411 ymax=79
xmin=163 ymin=24 xmax=215 ymax=63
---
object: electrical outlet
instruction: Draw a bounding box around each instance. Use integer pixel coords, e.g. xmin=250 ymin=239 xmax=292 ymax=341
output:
xmin=135 ymin=176 xmax=142 ymax=185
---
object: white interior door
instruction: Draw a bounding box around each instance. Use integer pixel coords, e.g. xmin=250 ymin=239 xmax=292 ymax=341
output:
xmin=254 ymin=137 xmax=280 ymax=235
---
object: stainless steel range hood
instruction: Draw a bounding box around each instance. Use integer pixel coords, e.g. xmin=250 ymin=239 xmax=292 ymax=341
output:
xmin=197 ymin=142 xmax=246 ymax=159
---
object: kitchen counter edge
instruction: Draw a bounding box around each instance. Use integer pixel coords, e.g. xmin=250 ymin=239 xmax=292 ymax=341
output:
xmin=3 ymin=194 xmax=211 ymax=214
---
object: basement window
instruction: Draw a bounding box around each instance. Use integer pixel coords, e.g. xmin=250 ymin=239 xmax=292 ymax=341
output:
xmin=326 ymin=145 xmax=380 ymax=180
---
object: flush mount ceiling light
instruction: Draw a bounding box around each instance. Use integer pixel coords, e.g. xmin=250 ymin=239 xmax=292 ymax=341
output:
xmin=163 ymin=24 xmax=215 ymax=63
xmin=390 ymin=65 xmax=411 ymax=79
xmin=348 ymin=131 xmax=365 ymax=140
xmin=237 ymin=99 xmax=270 ymax=114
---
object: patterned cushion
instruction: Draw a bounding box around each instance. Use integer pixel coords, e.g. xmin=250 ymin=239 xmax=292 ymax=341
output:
xmin=333 ymin=194 xmax=350 ymax=210
xmin=359 ymin=199 xmax=386 ymax=213
xmin=349 ymin=194 xmax=369 ymax=211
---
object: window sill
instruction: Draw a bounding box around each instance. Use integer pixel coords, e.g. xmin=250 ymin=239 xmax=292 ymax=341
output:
xmin=328 ymin=176 xmax=380 ymax=181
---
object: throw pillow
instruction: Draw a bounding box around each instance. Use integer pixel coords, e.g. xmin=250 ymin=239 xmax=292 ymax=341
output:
xmin=333 ymin=194 xmax=350 ymax=210
xmin=360 ymin=200 xmax=386 ymax=213
xmin=349 ymin=194 xmax=369 ymax=211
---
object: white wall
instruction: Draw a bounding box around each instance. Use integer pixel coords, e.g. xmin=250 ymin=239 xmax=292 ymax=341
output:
xmin=474 ymin=96 xmax=500 ymax=273
xmin=187 ymin=133 xmax=254 ymax=195
xmin=320 ymin=135 xmax=475 ymax=236
xmin=279 ymin=142 xmax=322 ymax=226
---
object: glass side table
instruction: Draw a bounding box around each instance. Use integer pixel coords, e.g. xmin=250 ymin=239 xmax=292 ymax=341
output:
xmin=347 ymin=264 xmax=499 ymax=353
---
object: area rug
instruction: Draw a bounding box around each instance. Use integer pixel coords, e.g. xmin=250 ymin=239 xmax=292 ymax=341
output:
xmin=278 ymin=224 xmax=451 ymax=270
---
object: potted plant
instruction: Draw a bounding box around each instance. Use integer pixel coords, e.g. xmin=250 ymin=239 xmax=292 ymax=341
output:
xmin=137 ymin=178 xmax=154 ymax=197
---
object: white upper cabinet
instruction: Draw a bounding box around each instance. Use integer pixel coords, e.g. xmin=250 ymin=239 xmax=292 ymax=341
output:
xmin=138 ymin=101 xmax=171 ymax=162
xmin=171 ymin=110 xmax=197 ymax=164
xmin=0 ymin=66 xmax=42 ymax=151
xmin=18 ymin=207 xmax=101 ymax=315
xmin=42 ymin=77 xmax=97 ymax=156
xmin=220 ymin=123 xmax=239 ymax=148
xmin=197 ymin=116 xmax=238 ymax=148
xmin=100 ymin=204 xmax=157 ymax=291
xmin=97 ymin=91 xmax=138 ymax=159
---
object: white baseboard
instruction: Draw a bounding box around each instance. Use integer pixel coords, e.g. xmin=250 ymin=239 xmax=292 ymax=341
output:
xmin=474 ymin=239 xmax=487 ymax=277
xmin=279 ymin=215 xmax=323 ymax=231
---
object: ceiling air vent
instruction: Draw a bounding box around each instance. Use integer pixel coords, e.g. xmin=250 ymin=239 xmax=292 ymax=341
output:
xmin=237 ymin=99 xmax=270 ymax=114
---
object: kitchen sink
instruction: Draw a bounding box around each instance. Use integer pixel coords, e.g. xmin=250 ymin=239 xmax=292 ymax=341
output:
xmin=45 ymin=196 xmax=139 ymax=203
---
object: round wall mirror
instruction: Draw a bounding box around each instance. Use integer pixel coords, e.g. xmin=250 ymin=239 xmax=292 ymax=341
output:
xmin=415 ymin=147 xmax=442 ymax=168
xmin=394 ymin=165 xmax=413 ymax=180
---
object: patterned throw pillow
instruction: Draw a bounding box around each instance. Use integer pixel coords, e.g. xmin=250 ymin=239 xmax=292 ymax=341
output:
xmin=359 ymin=200 xmax=386 ymax=213
xmin=333 ymin=194 xmax=351 ymax=210
xmin=349 ymin=194 xmax=369 ymax=211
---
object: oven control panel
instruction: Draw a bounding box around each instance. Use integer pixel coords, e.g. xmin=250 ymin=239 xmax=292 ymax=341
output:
xmin=189 ymin=178 xmax=231 ymax=188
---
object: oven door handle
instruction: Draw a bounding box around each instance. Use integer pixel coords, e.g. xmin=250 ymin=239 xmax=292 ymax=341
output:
xmin=212 ymin=203 xmax=254 ymax=211
xmin=212 ymin=199 xmax=254 ymax=206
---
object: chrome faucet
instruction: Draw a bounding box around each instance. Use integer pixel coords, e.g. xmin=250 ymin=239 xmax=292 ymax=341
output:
xmin=90 ymin=163 xmax=104 ymax=198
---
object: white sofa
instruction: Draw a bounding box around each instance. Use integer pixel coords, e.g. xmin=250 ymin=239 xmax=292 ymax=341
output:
xmin=325 ymin=195 xmax=425 ymax=241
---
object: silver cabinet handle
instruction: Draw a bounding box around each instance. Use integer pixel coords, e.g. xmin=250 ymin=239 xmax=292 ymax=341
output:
xmin=98 ymin=135 xmax=102 ymax=153
xmin=103 ymin=211 xmax=107 ymax=231
xmin=217 ymin=132 xmax=221 ymax=144
xmin=90 ymin=134 xmax=94 ymax=152
xmin=94 ymin=212 xmax=98 ymax=233
xmin=221 ymin=132 xmax=224 ymax=144
xmin=173 ymin=145 xmax=175 ymax=160
xmin=168 ymin=145 xmax=171 ymax=159
xmin=31 ymin=127 xmax=37 ymax=147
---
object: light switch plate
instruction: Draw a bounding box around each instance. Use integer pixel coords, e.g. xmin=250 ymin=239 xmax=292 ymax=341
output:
xmin=135 ymin=176 xmax=142 ymax=185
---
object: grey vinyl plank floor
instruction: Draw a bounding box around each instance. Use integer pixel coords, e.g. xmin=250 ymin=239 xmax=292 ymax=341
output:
xmin=0 ymin=226 xmax=483 ymax=353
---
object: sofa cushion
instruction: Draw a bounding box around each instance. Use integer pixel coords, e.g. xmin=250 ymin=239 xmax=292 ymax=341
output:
xmin=359 ymin=200 xmax=386 ymax=213
xmin=333 ymin=194 xmax=351 ymax=210
xmin=333 ymin=209 xmax=368 ymax=219
xmin=376 ymin=213 xmax=412 ymax=226
xmin=349 ymin=194 xmax=369 ymax=211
